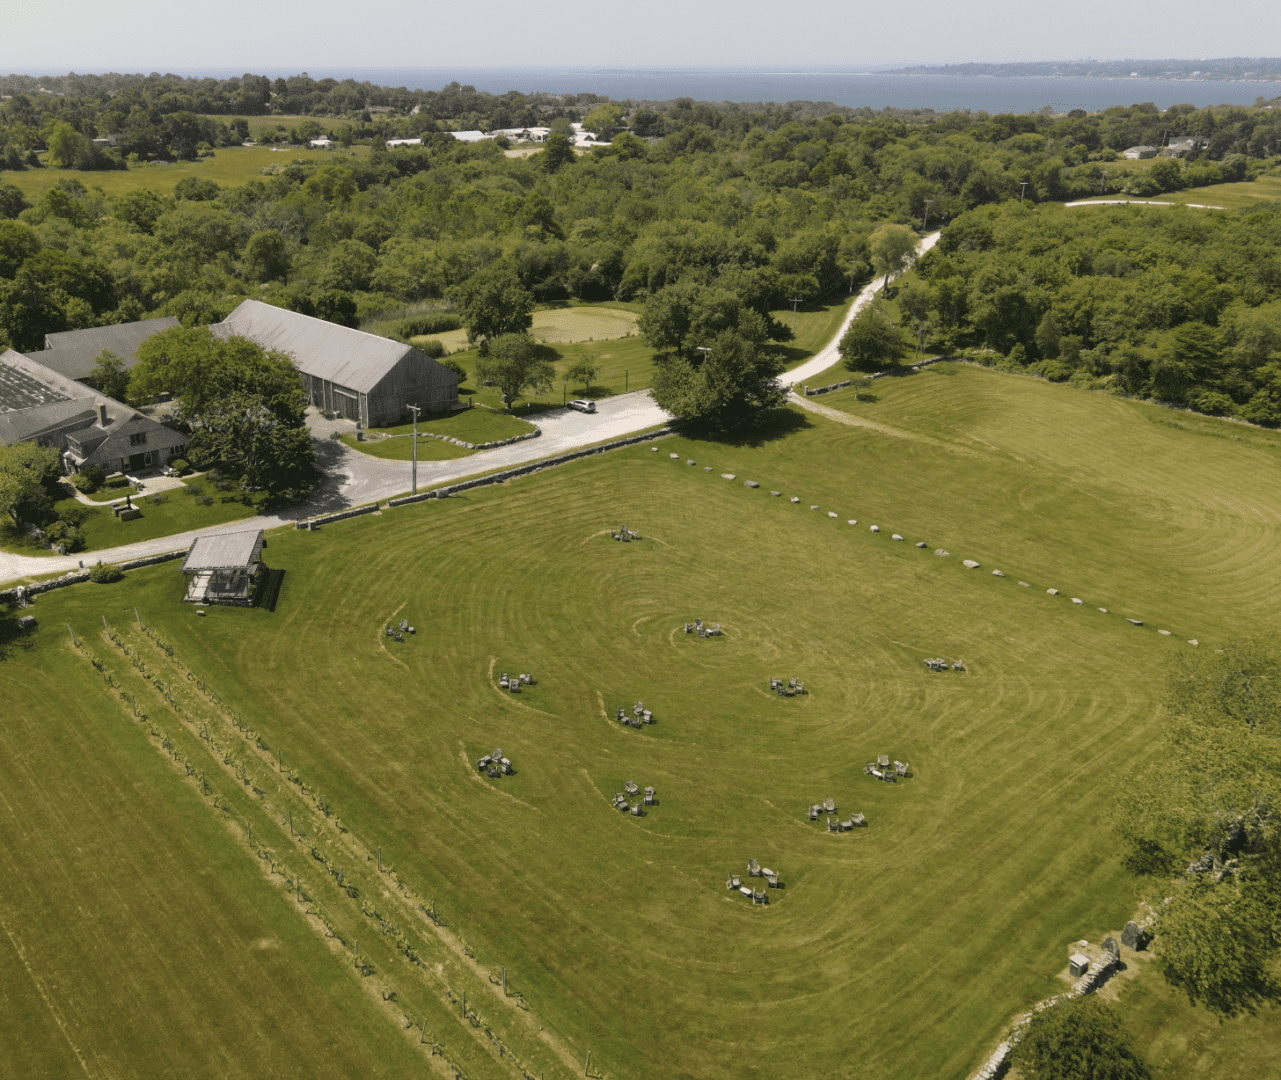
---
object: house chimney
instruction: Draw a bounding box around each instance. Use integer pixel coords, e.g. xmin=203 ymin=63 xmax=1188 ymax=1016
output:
xmin=97 ymin=401 xmax=108 ymax=427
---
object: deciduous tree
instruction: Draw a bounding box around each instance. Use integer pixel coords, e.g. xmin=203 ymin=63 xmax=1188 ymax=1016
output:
xmin=475 ymin=333 xmax=554 ymax=409
xmin=839 ymin=303 xmax=909 ymax=373
xmin=1009 ymin=997 xmax=1151 ymax=1080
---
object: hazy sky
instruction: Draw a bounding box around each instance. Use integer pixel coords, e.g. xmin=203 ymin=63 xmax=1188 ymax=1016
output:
xmin=3 ymin=0 xmax=1279 ymax=74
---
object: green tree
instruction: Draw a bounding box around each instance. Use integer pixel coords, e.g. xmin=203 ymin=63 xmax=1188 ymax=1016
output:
xmin=475 ymin=333 xmax=554 ymax=410
xmin=869 ymin=223 xmax=919 ymax=293
xmin=0 ymin=182 xmax=29 ymax=220
xmin=0 ymin=442 xmax=61 ymax=525
xmin=1036 ymin=311 xmax=1062 ymax=358
xmin=244 ymin=229 xmax=292 ymax=284
xmin=650 ymin=328 xmax=785 ymax=428
xmin=113 ymin=189 xmax=167 ymax=234
xmin=1009 ymin=996 xmax=1151 ymax=1080
xmin=90 ymin=350 xmax=131 ymax=401
xmin=897 ymin=280 xmax=933 ymax=354
xmin=44 ymin=121 xmax=89 ymax=168
xmin=639 ymin=281 xmax=701 ymax=359
xmin=839 ymin=303 xmax=909 ymax=373
xmin=0 ymin=219 xmax=39 ymax=278
xmin=565 ymin=357 xmax=598 ymax=393
xmin=540 ymin=132 xmax=575 ymax=173
xmin=452 ymin=265 xmax=534 ymax=345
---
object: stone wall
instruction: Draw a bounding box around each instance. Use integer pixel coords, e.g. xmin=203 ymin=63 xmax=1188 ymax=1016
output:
xmin=386 ymin=428 xmax=674 ymax=508
xmin=294 ymin=502 xmax=381 ymax=530
xmin=0 ymin=548 xmax=187 ymax=605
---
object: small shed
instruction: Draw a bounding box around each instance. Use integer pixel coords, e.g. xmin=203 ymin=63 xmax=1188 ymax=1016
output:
xmin=181 ymin=529 xmax=265 ymax=606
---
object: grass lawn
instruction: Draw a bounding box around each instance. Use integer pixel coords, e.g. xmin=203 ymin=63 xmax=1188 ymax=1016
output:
xmin=53 ymin=474 xmax=268 ymax=555
xmin=771 ymin=293 xmax=857 ymax=363
xmin=1074 ymin=174 xmax=1281 ymax=210
xmin=10 ymin=361 xmax=1281 ymax=1077
xmin=412 ymin=305 xmax=640 ymax=356
xmin=0 ymin=145 xmax=370 ymax=201
xmin=342 ymin=405 xmax=537 ymax=461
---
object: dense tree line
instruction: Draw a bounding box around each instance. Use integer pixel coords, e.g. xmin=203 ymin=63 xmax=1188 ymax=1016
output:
xmin=905 ymin=201 xmax=1281 ymax=422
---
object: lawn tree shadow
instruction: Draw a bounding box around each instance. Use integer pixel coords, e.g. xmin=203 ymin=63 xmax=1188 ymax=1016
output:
xmin=677 ymin=407 xmax=815 ymax=449
xmin=0 ymin=604 xmax=36 ymax=663
xmin=255 ymin=567 xmax=286 ymax=612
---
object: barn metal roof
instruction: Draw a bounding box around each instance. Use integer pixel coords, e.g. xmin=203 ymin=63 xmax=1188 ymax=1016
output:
xmin=181 ymin=529 xmax=265 ymax=572
xmin=34 ymin=317 xmax=180 ymax=381
xmin=213 ymin=300 xmax=413 ymax=395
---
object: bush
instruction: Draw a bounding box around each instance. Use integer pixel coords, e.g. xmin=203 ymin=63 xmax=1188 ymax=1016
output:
xmin=44 ymin=520 xmax=85 ymax=552
xmin=56 ymin=505 xmax=91 ymax=527
xmin=167 ymin=457 xmax=190 ymax=475
xmin=419 ymin=338 xmax=446 ymax=358
xmin=400 ymin=313 xmax=461 ymax=337
xmin=89 ymin=561 xmax=123 ymax=583
xmin=440 ymin=357 xmax=468 ymax=382
xmin=1010 ymin=996 xmax=1151 ymax=1080
xmin=1028 ymin=359 xmax=1073 ymax=382
xmin=70 ymin=472 xmax=99 ymax=494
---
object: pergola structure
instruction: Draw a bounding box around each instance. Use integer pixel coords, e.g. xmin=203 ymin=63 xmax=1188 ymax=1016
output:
xmin=180 ymin=529 xmax=265 ymax=606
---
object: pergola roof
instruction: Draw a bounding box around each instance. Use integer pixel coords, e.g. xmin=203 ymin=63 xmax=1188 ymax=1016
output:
xmin=181 ymin=529 xmax=264 ymax=572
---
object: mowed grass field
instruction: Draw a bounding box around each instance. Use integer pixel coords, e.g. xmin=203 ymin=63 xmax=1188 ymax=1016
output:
xmin=6 ymin=363 xmax=1281 ymax=1078
xmin=0 ymin=144 xmax=370 ymax=200
xmin=1073 ymin=174 xmax=1281 ymax=210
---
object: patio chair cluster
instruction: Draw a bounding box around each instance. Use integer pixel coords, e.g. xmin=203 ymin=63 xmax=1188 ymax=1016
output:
xmin=683 ymin=619 xmax=722 ymax=638
xmin=385 ymin=619 xmax=415 ymax=642
xmin=612 ymin=781 xmax=655 ymax=816
xmin=499 ymin=671 xmax=534 ymax=693
xmin=610 ymin=525 xmax=641 ymax=542
xmin=615 ymin=700 xmax=654 ymax=728
xmin=727 ymin=859 xmax=781 ymax=902
xmin=769 ymin=677 xmax=806 ymax=696
xmin=808 ymin=797 xmax=867 ymax=831
xmin=476 ymin=748 xmax=513 ymax=778
xmin=865 ymin=755 xmax=910 ymax=781
xmin=923 ymin=657 xmax=963 ymax=671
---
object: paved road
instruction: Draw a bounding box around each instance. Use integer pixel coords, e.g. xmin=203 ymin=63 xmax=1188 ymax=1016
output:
xmin=0 ymin=392 xmax=672 ymax=585
xmin=1063 ymin=199 xmax=1225 ymax=210
xmin=781 ymin=231 xmax=941 ymax=390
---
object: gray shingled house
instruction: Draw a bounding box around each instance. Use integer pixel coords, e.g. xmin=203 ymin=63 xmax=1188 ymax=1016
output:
xmin=25 ymin=316 xmax=181 ymax=385
xmin=0 ymin=349 xmax=187 ymax=475
xmin=212 ymin=300 xmax=458 ymax=428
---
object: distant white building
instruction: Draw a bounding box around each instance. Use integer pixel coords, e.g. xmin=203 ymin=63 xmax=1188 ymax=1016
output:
xmin=1123 ymin=145 xmax=1160 ymax=160
xmin=450 ymin=130 xmax=490 ymax=143
xmin=308 ymin=137 xmax=335 ymax=149
xmin=489 ymin=127 xmax=549 ymax=143
xmin=1165 ymin=136 xmax=1209 ymax=158
xmin=385 ymin=138 xmax=423 ymax=148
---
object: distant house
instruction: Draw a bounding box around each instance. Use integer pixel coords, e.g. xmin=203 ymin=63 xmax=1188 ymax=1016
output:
xmin=25 ymin=316 xmax=180 ymax=386
xmin=385 ymin=138 xmax=423 ymax=148
xmin=0 ymin=349 xmax=187 ymax=475
xmin=308 ymin=137 xmax=335 ymax=149
xmin=211 ymin=300 xmax=458 ymax=428
xmin=1123 ymin=146 xmax=1160 ymax=160
xmin=1165 ymin=136 xmax=1209 ymax=158
xmin=449 ymin=131 xmax=489 ymax=143
xmin=489 ymin=127 xmax=549 ymax=143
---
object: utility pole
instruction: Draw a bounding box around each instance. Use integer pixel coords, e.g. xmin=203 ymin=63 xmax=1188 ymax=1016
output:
xmin=407 ymin=404 xmax=421 ymax=495
xmin=923 ymin=199 xmax=933 ymax=229
xmin=1019 ymin=182 xmax=1029 ymax=203
xmin=788 ymin=298 xmax=802 ymax=333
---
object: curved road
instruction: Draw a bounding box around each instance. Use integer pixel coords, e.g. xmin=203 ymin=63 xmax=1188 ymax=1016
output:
xmin=1 ymin=231 xmax=941 ymax=586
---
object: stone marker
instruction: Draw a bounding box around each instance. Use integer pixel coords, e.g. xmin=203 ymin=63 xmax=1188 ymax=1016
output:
xmin=704 ymin=466 xmax=712 ymax=471
xmin=892 ymin=534 xmax=903 ymax=541
xmin=1158 ymin=629 xmax=1171 ymax=636
xmin=1121 ymin=921 xmax=1141 ymax=949
xmin=1047 ymin=588 xmax=1059 ymax=595
xmin=992 ymin=569 xmax=1004 ymax=577
xmin=935 ymin=549 xmax=949 ymax=557
xmin=870 ymin=525 xmax=880 ymax=532
xmin=771 ymin=490 xmax=782 ymax=496
xmin=1019 ymin=581 xmax=1030 ymax=587
xmin=670 ymin=453 xmax=679 ymax=459
xmin=1072 ymin=597 xmax=1083 ymax=605
xmin=722 ymin=473 xmax=736 ymax=480
xmin=1127 ymin=618 xmax=1143 ymax=625
xmin=916 ymin=541 xmax=927 ymax=548
xmin=962 ymin=559 xmax=980 ymax=569
xmin=1098 ymin=607 xmax=1108 ymax=613
xmin=1104 ymin=937 xmax=1120 ymax=958
xmin=790 ymin=496 xmax=800 ymax=503
xmin=652 ymin=446 xmax=659 ymax=451
xmin=744 ymin=480 xmax=759 ymax=488
xmin=828 ymin=512 xmax=838 ymax=518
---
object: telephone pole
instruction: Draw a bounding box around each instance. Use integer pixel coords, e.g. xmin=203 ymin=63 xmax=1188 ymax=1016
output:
xmin=1019 ymin=182 xmax=1029 ymax=203
xmin=408 ymin=404 xmax=421 ymax=495
xmin=788 ymin=298 xmax=802 ymax=332
xmin=923 ymin=199 xmax=933 ymax=229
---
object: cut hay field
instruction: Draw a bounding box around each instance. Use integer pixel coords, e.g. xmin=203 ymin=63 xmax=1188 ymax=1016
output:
xmin=5 ymin=363 xmax=1281 ymax=1079
xmin=0 ymin=145 xmax=370 ymax=200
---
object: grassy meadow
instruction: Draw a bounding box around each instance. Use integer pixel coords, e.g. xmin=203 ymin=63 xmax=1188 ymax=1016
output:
xmin=1075 ymin=173 xmax=1281 ymax=209
xmin=6 ymin=362 xmax=1281 ymax=1078
xmin=342 ymin=406 xmax=536 ymax=461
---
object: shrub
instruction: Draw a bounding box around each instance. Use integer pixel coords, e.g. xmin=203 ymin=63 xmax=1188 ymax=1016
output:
xmin=400 ymin=313 xmax=461 ymax=337
xmin=89 ymin=561 xmax=123 ymax=583
xmin=56 ymin=504 xmax=91 ymax=527
xmin=419 ymin=338 xmax=446 ymax=358
xmin=167 ymin=457 xmax=190 ymax=475
xmin=440 ymin=357 xmax=468 ymax=382
xmin=70 ymin=472 xmax=99 ymax=494
xmin=1028 ymin=359 xmax=1073 ymax=382
xmin=44 ymin=520 xmax=85 ymax=553
xmin=1189 ymin=390 xmax=1236 ymax=417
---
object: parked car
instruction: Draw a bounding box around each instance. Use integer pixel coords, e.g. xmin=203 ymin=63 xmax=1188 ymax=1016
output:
xmin=568 ymin=399 xmax=596 ymax=413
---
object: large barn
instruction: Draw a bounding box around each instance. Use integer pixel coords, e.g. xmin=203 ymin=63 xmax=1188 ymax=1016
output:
xmin=26 ymin=316 xmax=181 ymax=386
xmin=212 ymin=301 xmax=458 ymax=428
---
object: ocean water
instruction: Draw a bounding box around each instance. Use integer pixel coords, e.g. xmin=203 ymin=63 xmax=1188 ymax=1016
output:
xmin=189 ymin=67 xmax=1281 ymax=113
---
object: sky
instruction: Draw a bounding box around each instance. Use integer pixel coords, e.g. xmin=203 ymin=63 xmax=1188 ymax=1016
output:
xmin=3 ymin=0 xmax=1280 ymax=74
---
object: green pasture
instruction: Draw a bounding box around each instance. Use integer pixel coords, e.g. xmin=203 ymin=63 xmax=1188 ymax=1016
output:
xmin=9 ymin=362 xmax=1281 ymax=1077
xmin=414 ymin=306 xmax=639 ymax=356
xmin=0 ymin=628 xmax=429 ymax=1079
xmin=342 ymin=406 xmax=536 ymax=461
xmin=0 ymin=144 xmax=370 ymax=201
xmin=1075 ymin=174 xmax=1281 ymax=210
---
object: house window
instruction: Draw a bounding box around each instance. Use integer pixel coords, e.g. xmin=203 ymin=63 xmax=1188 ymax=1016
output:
xmin=168 ymin=445 xmax=186 ymax=459
xmin=130 ymin=432 xmax=148 ymax=446
xmin=143 ymin=451 xmax=155 ymax=467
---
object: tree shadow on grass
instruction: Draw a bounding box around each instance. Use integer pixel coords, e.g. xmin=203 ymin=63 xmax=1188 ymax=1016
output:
xmin=677 ymin=407 xmax=815 ymax=449
xmin=0 ymin=606 xmax=38 ymax=663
